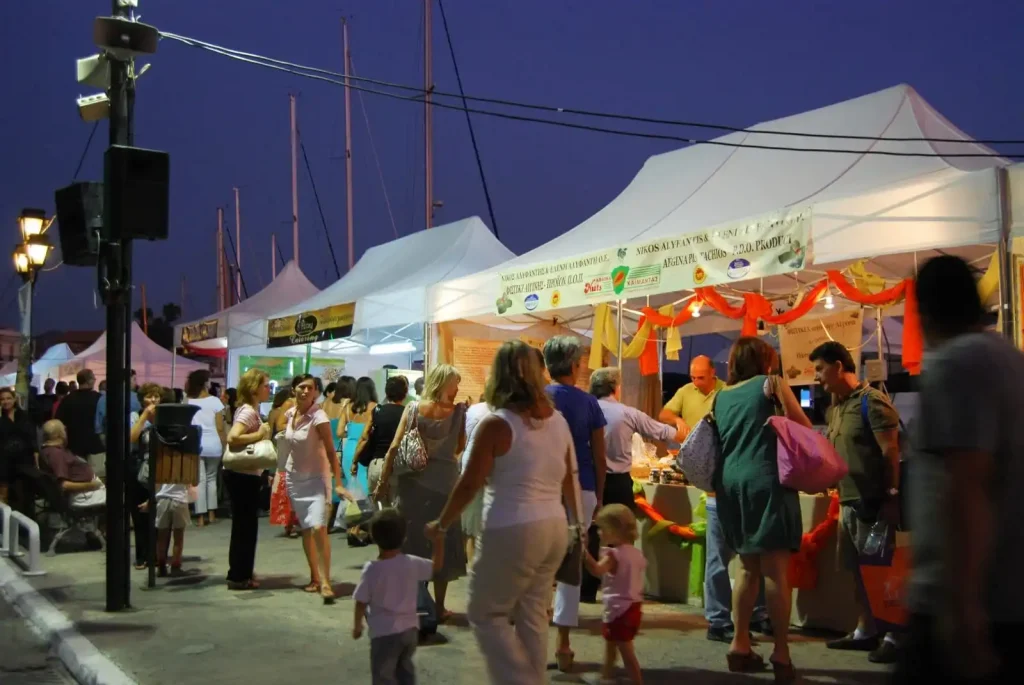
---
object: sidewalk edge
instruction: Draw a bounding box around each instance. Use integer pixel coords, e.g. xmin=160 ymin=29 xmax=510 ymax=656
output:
xmin=0 ymin=557 xmax=139 ymax=685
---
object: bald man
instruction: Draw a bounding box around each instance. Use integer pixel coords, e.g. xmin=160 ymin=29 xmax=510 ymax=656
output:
xmin=659 ymin=356 xmax=725 ymax=433
xmin=660 ymin=355 xmax=771 ymax=641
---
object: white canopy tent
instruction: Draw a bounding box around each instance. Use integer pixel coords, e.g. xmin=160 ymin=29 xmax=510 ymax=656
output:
xmin=260 ymin=216 xmax=514 ymax=374
xmin=59 ymin=321 xmax=207 ymax=388
xmin=174 ymin=260 xmax=319 ymax=354
xmin=429 ymin=85 xmax=1009 ymax=331
xmin=0 ymin=343 xmax=77 ymax=389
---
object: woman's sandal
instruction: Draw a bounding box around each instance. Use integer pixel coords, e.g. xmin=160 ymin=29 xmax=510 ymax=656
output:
xmin=770 ymin=658 xmax=798 ymax=684
xmin=437 ymin=610 xmax=455 ymax=625
xmin=555 ymin=649 xmax=575 ymax=673
xmin=302 ymin=581 xmax=320 ymax=593
xmin=321 ymin=583 xmax=336 ymax=605
xmin=726 ymin=650 xmax=767 ymax=673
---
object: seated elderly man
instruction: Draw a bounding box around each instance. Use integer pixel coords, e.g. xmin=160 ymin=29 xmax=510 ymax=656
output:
xmin=39 ymin=420 xmax=106 ymax=508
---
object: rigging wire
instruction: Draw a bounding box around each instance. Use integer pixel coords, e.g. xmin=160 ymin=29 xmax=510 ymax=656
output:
xmin=157 ymin=34 xmax=1022 ymax=159
xmin=72 ymin=122 xmax=100 ymax=182
xmin=221 ymin=216 xmax=250 ymax=299
xmin=351 ymin=58 xmax=399 ymax=239
xmin=436 ymin=0 xmax=500 ymax=238
xmin=158 ymin=31 xmax=1024 ymax=147
xmin=298 ymin=135 xmax=343 ymax=278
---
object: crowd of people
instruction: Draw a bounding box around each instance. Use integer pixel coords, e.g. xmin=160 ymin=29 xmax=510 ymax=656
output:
xmin=1 ymin=255 xmax=1020 ymax=684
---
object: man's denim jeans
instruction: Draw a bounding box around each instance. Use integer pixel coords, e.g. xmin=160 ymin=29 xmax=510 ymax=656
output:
xmin=704 ymin=497 xmax=768 ymax=630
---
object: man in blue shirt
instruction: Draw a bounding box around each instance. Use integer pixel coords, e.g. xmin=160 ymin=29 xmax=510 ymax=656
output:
xmin=96 ymin=369 xmax=140 ymax=442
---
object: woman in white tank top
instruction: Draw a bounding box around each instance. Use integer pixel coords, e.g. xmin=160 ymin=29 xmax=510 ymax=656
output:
xmin=426 ymin=341 xmax=582 ymax=685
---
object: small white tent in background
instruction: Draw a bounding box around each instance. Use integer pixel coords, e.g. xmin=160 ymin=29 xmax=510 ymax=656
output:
xmin=0 ymin=343 xmax=77 ymax=389
xmin=58 ymin=321 xmax=206 ymax=388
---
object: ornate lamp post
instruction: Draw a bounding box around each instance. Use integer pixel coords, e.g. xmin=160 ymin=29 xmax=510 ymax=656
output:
xmin=12 ymin=208 xmax=53 ymax=407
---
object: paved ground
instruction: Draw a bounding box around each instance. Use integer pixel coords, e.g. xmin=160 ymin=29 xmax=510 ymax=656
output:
xmin=0 ymin=600 xmax=78 ymax=684
xmin=8 ymin=519 xmax=891 ymax=684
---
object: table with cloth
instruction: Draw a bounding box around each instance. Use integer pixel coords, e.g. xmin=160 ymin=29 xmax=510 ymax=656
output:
xmin=635 ymin=482 xmax=859 ymax=632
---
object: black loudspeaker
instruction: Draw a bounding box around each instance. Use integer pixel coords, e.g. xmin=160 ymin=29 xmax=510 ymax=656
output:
xmin=53 ymin=182 xmax=103 ymax=266
xmin=105 ymin=145 xmax=170 ymax=241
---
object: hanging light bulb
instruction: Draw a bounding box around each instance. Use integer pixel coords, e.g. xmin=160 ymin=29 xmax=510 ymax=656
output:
xmin=824 ymin=293 xmax=835 ymax=310
xmin=692 ymin=301 xmax=702 ymax=318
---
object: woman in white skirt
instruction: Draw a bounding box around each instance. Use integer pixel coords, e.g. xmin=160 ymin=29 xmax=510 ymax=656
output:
xmin=281 ymin=374 xmax=351 ymax=604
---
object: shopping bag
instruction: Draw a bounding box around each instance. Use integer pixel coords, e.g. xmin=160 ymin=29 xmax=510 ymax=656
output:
xmin=859 ymin=530 xmax=911 ymax=631
xmin=333 ymin=484 xmax=377 ymax=530
xmin=768 ymin=416 xmax=849 ymax=493
xmin=673 ymin=415 xmax=720 ymax=492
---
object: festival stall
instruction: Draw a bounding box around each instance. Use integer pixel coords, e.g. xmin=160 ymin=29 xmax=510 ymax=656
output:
xmin=172 ymin=260 xmax=320 ymax=387
xmin=59 ymin=321 xmax=207 ymax=388
xmin=257 ymin=216 xmax=514 ymax=387
xmin=426 ymin=84 xmax=1014 ymax=628
xmin=0 ymin=343 xmax=77 ymax=389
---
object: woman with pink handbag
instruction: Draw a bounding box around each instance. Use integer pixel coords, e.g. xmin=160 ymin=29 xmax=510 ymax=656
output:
xmin=712 ymin=337 xmax=812 ymax=684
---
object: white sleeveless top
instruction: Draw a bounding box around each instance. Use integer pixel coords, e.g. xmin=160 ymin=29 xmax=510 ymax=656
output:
xmin=481 ymin=408 xmax=572 ymax=530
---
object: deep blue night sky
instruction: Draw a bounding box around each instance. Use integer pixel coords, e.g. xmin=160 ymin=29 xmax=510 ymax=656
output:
xmin=2 ymin=0 xmax=1022 ymax=333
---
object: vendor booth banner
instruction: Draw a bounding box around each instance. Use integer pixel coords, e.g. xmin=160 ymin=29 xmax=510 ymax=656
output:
xmin=180 ymin=319 xmax=219 ymax=345
xmin=494 ymin=210 xmax=810 ymax=317
xmin=779 ymin=309 xmax=864 ymax=385
xmin=238 ymin=355 xmax=304 ymax=385
xmin=266 ymin=303 xmax=355 ymax=348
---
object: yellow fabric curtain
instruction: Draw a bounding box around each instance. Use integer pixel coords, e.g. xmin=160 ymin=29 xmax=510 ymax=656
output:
xmin=977 ymin=252 xmax=1000 ymax=302
xmin=589 ymin=302 xmax=681 ymax=369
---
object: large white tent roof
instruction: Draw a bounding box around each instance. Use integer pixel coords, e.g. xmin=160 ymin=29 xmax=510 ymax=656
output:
xmin=430 ymin=85 xmax=1008 ymax=324
xmin=60 ymin=321 xmax=206 ymax=387
xmin=270 ymin=216 xmax=513 ymax=342
xmin=175 ymin=260 xmax=319 ymax=350
xmin=0 ymin=343 xmax=77 ymax=389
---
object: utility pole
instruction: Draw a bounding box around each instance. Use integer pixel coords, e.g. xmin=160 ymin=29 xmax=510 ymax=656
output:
xmin=233 ymin=187 xmax=242 ymax=301
xmin=102 ymin=0 xmax=133 ymax=613
xmin=342 ymin=18 xmax=354 ymax=270
xmin=290 ymin=94 xmax=299 ymax=265
xmin=424 ymin=0 xmax=434 ymax=229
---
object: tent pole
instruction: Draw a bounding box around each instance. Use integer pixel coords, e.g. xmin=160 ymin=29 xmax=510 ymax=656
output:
xmin=616 ymin=300 xmax=623 ymax=373
xmin=423 ymin=322 xmax=431 ymax=374
xmin=997 ymin=167 xmax=1014 ymax=339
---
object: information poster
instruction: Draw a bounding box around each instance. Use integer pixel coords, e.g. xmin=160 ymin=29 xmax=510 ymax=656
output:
xmin=779 ymin=309 xmax=864 ymax=385
xmin=495 ymin=209 xmax=810 ymax=317
xmin=452 ymin=337 xmax=591 ymax=401
xmin=238 ymin=355 xmax=304 ymax=386
xmin=308 ymin=357 xmax=347 ymax=385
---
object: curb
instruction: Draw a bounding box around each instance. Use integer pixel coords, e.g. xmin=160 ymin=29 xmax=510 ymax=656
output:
xmin=0 ymin=557 xmax=139 ymax=685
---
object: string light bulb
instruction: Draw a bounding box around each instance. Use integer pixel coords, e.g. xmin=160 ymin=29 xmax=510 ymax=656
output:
xmin=824 ymin=293 xmax=835 ymax=310
xmin=692 ymin=301 xmax=702 ymax=318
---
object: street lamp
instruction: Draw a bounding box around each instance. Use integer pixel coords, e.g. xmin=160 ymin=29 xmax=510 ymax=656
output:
xmin=12 ymin=208 xmax=53 ymax=407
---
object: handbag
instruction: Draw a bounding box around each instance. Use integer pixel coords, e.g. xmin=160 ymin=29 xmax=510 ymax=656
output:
xmin=555 ymin=440 xmax=585 ymax=586
xmin=674 ymin=401 xmax=721 ymax=492
xmin=355 ymin=405 xmax=381 ymax=468
xmin=394 ymin=404 xmax=429 ymax=474
xmin=768 ymin=415 xmax=849 ymax=493
xmin=223 ymin=439 xmax=278 ymax=472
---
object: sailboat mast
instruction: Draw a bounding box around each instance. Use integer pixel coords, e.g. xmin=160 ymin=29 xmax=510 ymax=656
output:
xmin=234 ymin=186 xmax=242 ymax=301
xmin=216 ymin=207 xmax=225 ymax=310
xmin=290 ymin=94 xmax=300 ymax=265
xmin=424 ymin=0 xmax=433 ymax=229
xmin=271 ymin=233 xmax=277 ymax=279
xmin=343 ymin=18 xmax=355 ymax=269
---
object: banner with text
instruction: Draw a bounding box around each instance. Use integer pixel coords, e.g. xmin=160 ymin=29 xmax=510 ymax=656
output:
xmin=779 ymin=309 xmax=864 ymax=385
xmin=181 ymin=319 xmax=220 ymax=345
xmin=266 ymin=303 xmax=355 ymax=348
xmin=494 ymin=210 xmax=810 ymax=316
xmin=452 ymin=336 xmax=591 ymax=401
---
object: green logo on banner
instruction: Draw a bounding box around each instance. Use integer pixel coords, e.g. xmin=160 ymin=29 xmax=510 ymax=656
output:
xmin=611 ymin=265 xmax=630 ymax=295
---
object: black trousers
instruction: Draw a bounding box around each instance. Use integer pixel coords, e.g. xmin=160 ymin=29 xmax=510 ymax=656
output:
xmin=223 ymin=470 xmax=261 ymax=583
xmin=126 ymin=477 xmax=151 ymax=566
xmin=581 ymin=473 xmax=637 ymax=600
xmin=893 ymin=613 xmax=1024 ymax=684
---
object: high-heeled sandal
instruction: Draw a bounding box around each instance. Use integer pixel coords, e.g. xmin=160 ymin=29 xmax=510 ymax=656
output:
xmin=555 ymin=649 xmax=574 ymax=673
xmin=726 ymin=650 xmax=766 ymax=673
xmin=321 ymin=583 xmax=336 ymax=605
xmin=770 ymin=658 xmax=798 ymax=684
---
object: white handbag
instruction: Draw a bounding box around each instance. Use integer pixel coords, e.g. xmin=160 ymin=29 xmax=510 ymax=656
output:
xmin=673 ymin=405 xmax=721 ymax=492
xmin=223 ymin=439 xmax=278 ymax=472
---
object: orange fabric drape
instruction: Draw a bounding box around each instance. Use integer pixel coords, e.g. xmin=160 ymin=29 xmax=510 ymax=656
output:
xmin=901 ymin=280 xmax=922 ymax=375
xmin=638 ymin=299 xmax=700 ymax=375
xmin=826 ymin=270 xmax=907 ymax=305
xmin=788 ymin=494 xmax=840 ymax=589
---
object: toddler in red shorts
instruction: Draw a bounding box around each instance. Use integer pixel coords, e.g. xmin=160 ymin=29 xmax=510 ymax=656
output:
xmin=583 ymin=504 xmax=647 ymax=685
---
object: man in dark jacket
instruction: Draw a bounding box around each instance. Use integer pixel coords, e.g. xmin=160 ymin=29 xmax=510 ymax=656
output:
xmin=55 ymin=369 xmax=105 ymax=478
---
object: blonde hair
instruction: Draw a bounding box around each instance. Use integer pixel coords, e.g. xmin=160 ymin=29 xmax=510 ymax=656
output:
xmin=238 ymin=367 xmax=269 ymax=407
xmin=595 ymin=504 xmax=638 ymax=543
xmin=484 ymin=341 xmax=550 ymax=413
xmin=422 ymin=364 xmax=461 ymax=402
xmin=42 ymin=419 xmax=67 ymax=446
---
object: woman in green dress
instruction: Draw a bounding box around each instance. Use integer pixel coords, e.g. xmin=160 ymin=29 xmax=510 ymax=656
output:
xmin=712 ymin=336 xmax=811 ymax=683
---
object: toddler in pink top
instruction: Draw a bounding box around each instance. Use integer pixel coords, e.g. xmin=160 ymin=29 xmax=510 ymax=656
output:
xmin=583 ymin=504 xmax=647 ymax=685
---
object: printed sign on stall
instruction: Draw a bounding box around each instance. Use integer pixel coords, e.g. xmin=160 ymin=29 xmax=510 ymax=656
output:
xmin=266 ymin=303 xmax=355 ymax=348
xmin=181 ymin=319 xmax=219 ymax=345
xmin=494 ymin=209 xmax=810 ymax=317
xmin=779 ymin=309 xmax=864 ymax=385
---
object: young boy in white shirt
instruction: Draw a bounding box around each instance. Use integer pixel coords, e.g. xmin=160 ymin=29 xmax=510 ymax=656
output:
xmin=352 ymin=508 xmax=443 ymax=685
xmin=141 ymin=483 xmax=191 ymax=577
